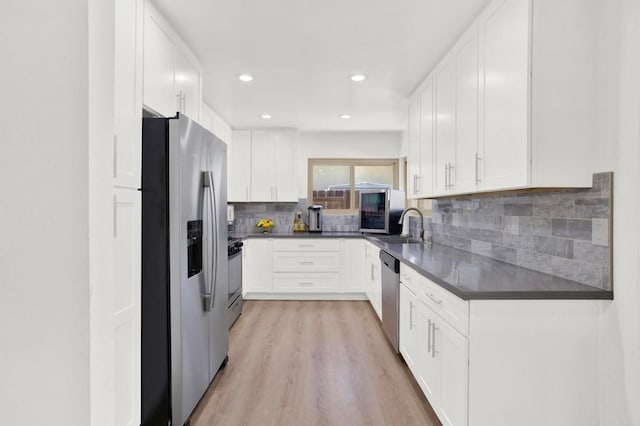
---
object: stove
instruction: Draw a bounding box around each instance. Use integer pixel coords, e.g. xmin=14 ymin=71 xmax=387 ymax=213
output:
xmin=227 ymin=237 xmax=243 ymax=328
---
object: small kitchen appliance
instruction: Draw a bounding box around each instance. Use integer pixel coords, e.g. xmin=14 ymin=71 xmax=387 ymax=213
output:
xmin=359 ymin=189 xmax=404 ymax=234
xmin=307 ymin=205 xmax=323 ymax=232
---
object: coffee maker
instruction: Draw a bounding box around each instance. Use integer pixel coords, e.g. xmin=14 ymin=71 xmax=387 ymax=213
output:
xmin=307 ymin=205 xmax=323 ymax=232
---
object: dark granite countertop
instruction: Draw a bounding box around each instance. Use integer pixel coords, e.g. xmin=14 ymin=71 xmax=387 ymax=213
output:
xmin=369 ymin=239 xmax=613 ymax=300
xmin=231 ymin=232 xmax=613 ymax=301
xmin=230 ymin=231 xmax=364 ymax=239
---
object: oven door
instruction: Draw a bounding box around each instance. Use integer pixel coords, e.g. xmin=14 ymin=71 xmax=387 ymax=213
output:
xmin=228 ymin=250 xmax=242 ymax=305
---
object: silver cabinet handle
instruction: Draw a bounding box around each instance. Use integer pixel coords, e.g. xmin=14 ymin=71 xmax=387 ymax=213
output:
xmin=431 ymin=322 xmax=438 ymax=357
xmin=475 ymin=153 xmax=481 ymax=184
xmin=275 ymin=186 xmax=278 ymax=200
xmin=371 ymin=264 xmax=374 ymax=280
xmin=298 ymin=282 xmax=314 ymax=286
xmin=298 ymin=244 xmax=314 ymax=248
xmin=448 ymin=162 xmax=454 ymax=189
xmin=246 ymin=186 xmax=249 ymax=201
xmin=426 ymin=292 xmax=443 ymax=305
xmin=299 ymin=261 xmax=314 ymax=265
xmin=409 ymin=301 xmax=415 ymax=330
xmin=176 ymin=91 xmax=182 ymax=112
xmin=444 ymin=164 xmax=449 ymax=189
xmin=427 ymin=318 xmax=432 ymax=353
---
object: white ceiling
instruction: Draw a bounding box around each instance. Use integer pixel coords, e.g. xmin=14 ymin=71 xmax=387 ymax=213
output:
xmin=152 ymin=0 xmax=491 ymax=131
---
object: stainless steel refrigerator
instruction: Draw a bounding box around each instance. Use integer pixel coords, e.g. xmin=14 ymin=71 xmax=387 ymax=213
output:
xmin=141 ymin=113 xmax=229 ymax=426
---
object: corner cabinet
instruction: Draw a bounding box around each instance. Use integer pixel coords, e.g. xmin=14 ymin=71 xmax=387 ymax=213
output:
xmin=409 ymin=0 xmax=599 ymax=198
xmin=399 ymin=263 xmax=601 ymax=426
xmin=229 ymin=130 xmax=298 ymax=202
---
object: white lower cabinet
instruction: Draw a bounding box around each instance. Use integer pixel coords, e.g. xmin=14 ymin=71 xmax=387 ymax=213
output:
xmin=363 ymin=240 xmax=382 ymax=319
xmin=400 ymin=281 xmax=467 ymax=426
xmin=243 ymin=238 xmax=368 ymax=299
xmin=242 ymin=239 xmax=272 ymax=294
xmin=399 ymin=264 xmax=601 ymax=426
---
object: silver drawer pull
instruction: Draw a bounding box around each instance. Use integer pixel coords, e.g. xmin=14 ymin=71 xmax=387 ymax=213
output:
xmin=298 ymin=282 xmax=314 ymax=286
xmin=298 ymin=244 xmax=314 ymax=247
xmin=426 ymin=293 xmax=442 ymax=305
xmin=299 ymin=261 xmax=314 ymax=265
xmin=402 ymin=274 xmax=412 ymax=282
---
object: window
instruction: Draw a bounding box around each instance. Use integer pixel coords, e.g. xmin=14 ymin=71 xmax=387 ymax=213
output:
xmin=308 ymin=159 xmax=399 ymax=214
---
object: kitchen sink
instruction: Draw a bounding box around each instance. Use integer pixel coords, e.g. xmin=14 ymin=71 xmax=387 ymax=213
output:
xmin=372 ymin=235 xmax=423 ymax=244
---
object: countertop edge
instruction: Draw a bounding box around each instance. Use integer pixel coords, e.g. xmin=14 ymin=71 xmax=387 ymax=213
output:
xmin=233 ymin=233 xmax=614 ymax=301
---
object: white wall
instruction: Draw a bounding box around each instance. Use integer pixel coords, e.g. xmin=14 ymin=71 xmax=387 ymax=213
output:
xmin=593 ymin=0 xmax=640 ymax=424
xmin=89 ymin=0 xmax=116 ymax=424
xmin=297 ymin=131 xmax=403 ymax=198
xmin=0 ymin=1 xmax=90 ymax=425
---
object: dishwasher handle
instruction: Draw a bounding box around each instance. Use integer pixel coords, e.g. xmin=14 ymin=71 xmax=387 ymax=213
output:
xmin=379 ymin=250 xmax=400 ymax=273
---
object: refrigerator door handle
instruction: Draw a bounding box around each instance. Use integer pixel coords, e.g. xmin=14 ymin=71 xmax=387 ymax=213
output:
xmin=203 ymin=171 xmax=217 ymax=311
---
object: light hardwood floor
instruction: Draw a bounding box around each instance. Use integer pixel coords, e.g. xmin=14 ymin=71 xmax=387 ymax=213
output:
xmin=190 ymin=300 xmax=440 ymax=426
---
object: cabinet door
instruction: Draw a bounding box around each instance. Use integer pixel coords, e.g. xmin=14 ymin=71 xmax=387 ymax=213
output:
xmin=174 ymin=49 xmax=200 ymax=121
xmin=229 ymin=131 xmax=251 ymax=202
xmin=372 ymin=256 xmax=382 ymax=320
xmin=417 ymin=302 xmax=441 ymax=408
xmin=113 ymin=188 xmax=142 ymax=426
xmin=250 ymin=131 xmax=275 ymax=201
xmin=418 ymin=75 xmax=435 ymax=197
xmin=242 ymin=239 xmax=272 ymax=294
xmin=113 ymin=0 xmax=142 ymax=189
xmin=273 ymin=132 xmax=298 ymax=202
xmin=434 ymin=55 xmax=455 ymax=195
xmin=143 ymin=10 xmax=175 ymax=117
xmin=399 ymin=283 xmax=419 ymax=374
xmin=343 ymin=240 xmax=365 ymax=293
xmin=478 ymin=0 xmax=530 ymax=191
xmin=407 ymin=93 xmax=421 ymax=199
xmin=437 ymin=318 xmax=469 ymax=426
xmin=453 ymin=23 xmax=480 ymax=194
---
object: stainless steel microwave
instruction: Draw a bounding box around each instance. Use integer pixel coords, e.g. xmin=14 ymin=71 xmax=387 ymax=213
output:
xmin=359 ymin=189 xmax=405 ymax=234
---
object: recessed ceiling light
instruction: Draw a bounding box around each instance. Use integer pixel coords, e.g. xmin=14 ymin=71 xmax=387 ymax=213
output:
xmin=238 ymin=73 xmax=254 ymax=82
xmin=339 ymin=114 xmax=351 ymax=119
xmin=260 ymin=114 xmax=272 ymax=119
xmin=350 ymin=74 xmax=367 ymax=82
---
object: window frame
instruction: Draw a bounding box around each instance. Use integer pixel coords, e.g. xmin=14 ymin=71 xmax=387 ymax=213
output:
xmin=307 ymin=158 xmax=400 ymax=215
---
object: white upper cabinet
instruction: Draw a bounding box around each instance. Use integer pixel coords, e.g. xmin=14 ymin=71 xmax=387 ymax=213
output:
xmin=142 ymin=1 xmax=202 ymax=121
xmin=174 ymin=49 xmax=200 ymax=121
xmin=228 ymin=131 xmax=251 ymax=202
xmin=230 ymin=130 xmax=298 ymax=202
xmin=272 ymin=132 xmax=298 ymax=202
xmin=407 ymin=93 xmax=421 ymax=199
xmin=477 ymin=0 xmax=529 ymax=190
xmin=452 ymin=23 xmax=480 ymax=194
xmin=418 ymin=75 xmax=435 ymax=198
xmin=201 ymin=103 xmax=232 ymax=144
xmin=250 ymin=131 xmax=275 ymax=202
xmin=143 ymin=8 xmax=175 ymax=118
xmin=408 ymin=0 xmax=598 ymax=197
xmin=433 ymin=55 xmax=455 ymax=196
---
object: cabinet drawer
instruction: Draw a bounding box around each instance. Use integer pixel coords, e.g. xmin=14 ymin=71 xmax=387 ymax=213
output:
xmin=272 ymin=239 xmax=339 ymax=252
xmin=273 ymin=252 xmax=340 ymax=272
xmin=273 ymin=273 xmax=340 ymax=292
xmin=401 ymin=264 xmax=469 ymax=336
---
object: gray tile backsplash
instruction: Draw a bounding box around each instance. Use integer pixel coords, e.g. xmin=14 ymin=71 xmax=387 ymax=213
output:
xmin=428 ymin=172 xmax=613 ymax=290
xmin=230 ymin=172 xmax=613 ymax=290
xmin=230 ymin=199 xmax=361 ymax=234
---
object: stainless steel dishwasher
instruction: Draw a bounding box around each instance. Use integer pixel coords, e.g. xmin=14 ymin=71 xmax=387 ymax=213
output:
xmin=380 ymin=250 xmax=401 ymax=353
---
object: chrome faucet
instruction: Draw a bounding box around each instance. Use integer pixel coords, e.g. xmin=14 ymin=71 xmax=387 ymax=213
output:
xmin=398 ymin=207 xmax=425 ymax=242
